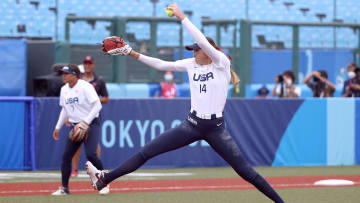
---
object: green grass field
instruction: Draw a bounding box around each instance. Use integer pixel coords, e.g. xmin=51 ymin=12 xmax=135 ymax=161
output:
xmin=0 ymin=165 xmax=359 ymax=203
xmin=2 ymin=188 xmax=359 ymax=203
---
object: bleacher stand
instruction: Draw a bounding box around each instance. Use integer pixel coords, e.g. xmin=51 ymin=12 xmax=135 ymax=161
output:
xmin=1 ymin=0 xmax=359 ymax=98
xmin=0 ymin=0 xmax=358 ymax=47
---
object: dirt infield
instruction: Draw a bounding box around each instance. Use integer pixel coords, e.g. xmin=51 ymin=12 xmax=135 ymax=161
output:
xmin=0 ymin=175 xmax=359 ymax=196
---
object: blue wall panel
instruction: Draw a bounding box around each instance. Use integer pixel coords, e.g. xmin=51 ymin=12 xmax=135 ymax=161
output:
xmin=273 ymin=99 xmax=327 ymax=166
xmin=327 ymin=99 xmax=355 ymax=165
xmin=0 ymin=97 xmax=351 ymax=170
xmin=34 ymin=98 xmax=65 ymax=170
xmin=251 ymin=50 xmax=293 ymax=84
xmin=311 ymin=49 xmax=353 ymax=84
xmin=251 ymin=49 xmax=353 ymax=84
xmin=0 ymin=102 xmax=25 ymax=169
xmin=0 ymin=39 xmax=27 ymax=96
xmin=35 ymin=98 xmax=303 ymax=170
xmin=35 ymin=98 xmax=230 ymax=170
xmin=225 ymin=99 xmax=303 ymax=166
xmin=356 ymin=100 xmax=360 ymax=164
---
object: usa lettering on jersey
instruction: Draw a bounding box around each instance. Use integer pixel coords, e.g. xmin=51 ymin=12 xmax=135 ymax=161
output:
xmin=193 ymin=72 xmax=214 ymax=81
xmin=65 ymin=97 xmax=79 ymax=104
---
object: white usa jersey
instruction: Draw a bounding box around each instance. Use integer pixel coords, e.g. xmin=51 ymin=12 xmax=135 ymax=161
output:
xmin=175 ymin=57 xmax=231 ymax=115
xmin=137 ymin=17 xmax=231 ymax=115
xmin=176 ymin=17 xmax=231 ymax=114
xmin=59 ymin=79 xmax=100 ymax=123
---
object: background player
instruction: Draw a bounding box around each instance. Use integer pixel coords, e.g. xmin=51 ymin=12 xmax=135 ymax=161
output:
xmin=86 ymin=4 xmax=284 ymax=203
xmin=51 ymin=64 xmax=109 ymax=195
xmin=70 ymin=56 xmax=109 ymax=178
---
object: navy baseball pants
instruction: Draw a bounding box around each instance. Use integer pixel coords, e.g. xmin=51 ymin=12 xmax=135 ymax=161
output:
xmin=105 ymin=113 xmax=284 ymax=203
xmin=61 ymin=117 xmax=104 ymax=188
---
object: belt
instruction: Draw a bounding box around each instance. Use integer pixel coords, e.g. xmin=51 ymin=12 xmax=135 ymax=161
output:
xmin=190 ymin=108 xmax=223 ymax=120
xmin=70 ymin=117 xmax=99 ymax=126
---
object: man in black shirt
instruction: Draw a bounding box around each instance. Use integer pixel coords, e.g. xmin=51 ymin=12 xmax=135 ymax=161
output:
xmin=82 ymin=56 xmax=109 ymax=103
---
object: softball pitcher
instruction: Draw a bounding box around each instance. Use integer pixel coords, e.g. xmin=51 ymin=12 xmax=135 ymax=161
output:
xmin=86 ymin=4 xmax=284 ymax=202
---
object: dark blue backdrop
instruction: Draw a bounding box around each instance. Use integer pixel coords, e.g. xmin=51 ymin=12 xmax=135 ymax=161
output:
xmin=35 ymin=98 xmax=303 ymax=170
xmin=3 ymin=97 xmax=359 ymax=170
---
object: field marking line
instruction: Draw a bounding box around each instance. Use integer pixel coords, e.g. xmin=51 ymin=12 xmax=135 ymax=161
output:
xmin=0 ymin=181 xmax=359 ymax=195
xmin=0 ymin=172 xmax=193 ymax=180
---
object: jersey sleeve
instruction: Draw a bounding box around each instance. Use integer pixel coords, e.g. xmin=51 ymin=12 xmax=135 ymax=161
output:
xmin=173 ymin=58 xmax=193 ymax=71
xmin=181 ymin=17 xmax=230 ymax=69
xmin=138 ymin=54 xmax=188 ymax=72
xmin=55 ymin=108 xmax=67 ymax=130
xmin=85 ymin=82 xmax=100 ymax=104
xmin=84 ymin=100 xmax=102 ymax=125
xmin=59 ymin=87 xmax=64 ymax=107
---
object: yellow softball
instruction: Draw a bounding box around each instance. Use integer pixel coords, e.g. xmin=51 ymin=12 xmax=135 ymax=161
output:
xmin=166 ymin=9 xmax=174 ymax=17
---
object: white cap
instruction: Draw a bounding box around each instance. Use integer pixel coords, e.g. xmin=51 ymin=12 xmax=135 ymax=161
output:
xmin=78 ymin=64 xmax=85 ymax=74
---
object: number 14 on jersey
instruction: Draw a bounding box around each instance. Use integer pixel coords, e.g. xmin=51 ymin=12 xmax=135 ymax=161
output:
xmin=200 ymin=84 xmax=207 ymax=93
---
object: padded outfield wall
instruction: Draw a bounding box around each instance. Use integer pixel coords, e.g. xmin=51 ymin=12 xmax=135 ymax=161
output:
xmin=1 ymin=97 xmax=359 ymax=170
